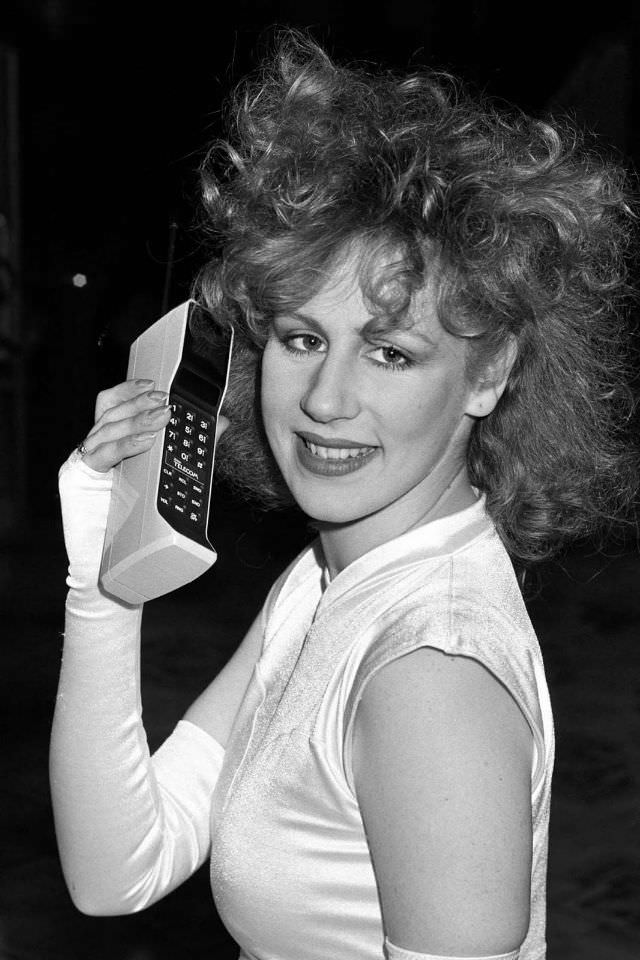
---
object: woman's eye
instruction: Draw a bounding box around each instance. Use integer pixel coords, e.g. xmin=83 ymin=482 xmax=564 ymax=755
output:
xmin=284 ymin=334 xmax=326 ymax=355
xmin=370 ymin=345 xmax=411 ymax=369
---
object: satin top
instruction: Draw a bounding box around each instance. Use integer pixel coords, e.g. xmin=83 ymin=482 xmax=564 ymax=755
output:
xmin=208 ymin=497 xmax=554 ymax=960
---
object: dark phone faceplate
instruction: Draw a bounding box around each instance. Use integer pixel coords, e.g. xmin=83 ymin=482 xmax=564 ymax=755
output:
xmin=171 ymin=302 xmax=232 ymax=413
xmin=156 ymin=303 xmax=232 ymax=546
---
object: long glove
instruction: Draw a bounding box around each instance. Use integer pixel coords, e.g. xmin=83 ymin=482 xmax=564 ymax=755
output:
xmin=50 ymin=450 xmax=224 ymax=915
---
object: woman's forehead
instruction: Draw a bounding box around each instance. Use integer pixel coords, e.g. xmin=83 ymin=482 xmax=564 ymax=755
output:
xmin=301 ymin=244 xmax=441 ymax=330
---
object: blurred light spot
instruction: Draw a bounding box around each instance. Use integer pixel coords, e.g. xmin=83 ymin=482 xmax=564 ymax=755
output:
xmin=72 ymin=273 xmax=87 ymax=288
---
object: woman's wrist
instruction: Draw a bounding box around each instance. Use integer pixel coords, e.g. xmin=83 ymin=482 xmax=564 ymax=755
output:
xmin=59 ymin=448 xmax=114 ymax=591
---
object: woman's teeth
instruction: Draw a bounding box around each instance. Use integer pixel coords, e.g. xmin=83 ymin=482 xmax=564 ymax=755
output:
xmin=304 ymin=440 xmax=374 ymax=460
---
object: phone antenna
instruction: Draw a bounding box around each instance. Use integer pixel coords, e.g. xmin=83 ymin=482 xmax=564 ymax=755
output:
xmin=161 ymin=221 xmax=178 ymax=315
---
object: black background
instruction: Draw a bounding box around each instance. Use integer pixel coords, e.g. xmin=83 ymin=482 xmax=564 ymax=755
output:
xmin=1 ymin=0 xmax=636 ymax=509
xmin=0 ymin=4 xmax=638 ymax=959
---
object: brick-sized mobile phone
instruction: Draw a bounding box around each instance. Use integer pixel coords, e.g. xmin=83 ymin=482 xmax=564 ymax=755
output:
xmin=100 ymin=300 xmax=233 ymax=603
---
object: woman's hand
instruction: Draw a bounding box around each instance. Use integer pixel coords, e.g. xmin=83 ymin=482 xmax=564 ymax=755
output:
xmin=79 ymin=379 xmax=172 ymax=473
xmin=79 ymin=379 xmax=230 ymax=472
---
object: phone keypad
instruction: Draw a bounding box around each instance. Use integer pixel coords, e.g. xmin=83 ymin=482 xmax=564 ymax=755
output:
xmin=157 ymin=398 xmax=214 ymax=544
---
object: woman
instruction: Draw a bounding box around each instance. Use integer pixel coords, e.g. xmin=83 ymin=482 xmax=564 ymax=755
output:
xmin=51 ymin=34 xmax=637 ymax=960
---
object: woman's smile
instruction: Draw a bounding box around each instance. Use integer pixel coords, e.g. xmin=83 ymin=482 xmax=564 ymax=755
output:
xmin=296 ymin=432 xmax=379 ymax=475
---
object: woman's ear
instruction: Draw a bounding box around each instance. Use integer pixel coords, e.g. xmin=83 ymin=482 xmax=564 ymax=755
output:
xmin=464 ymin=335 xmax=517 ymax=418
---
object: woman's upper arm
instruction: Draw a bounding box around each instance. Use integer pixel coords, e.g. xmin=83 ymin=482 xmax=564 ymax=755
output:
xmin=183 ymin=610 xmax=264 ymax=748
xmin=352 ymin=645 xmax=534 ymax=957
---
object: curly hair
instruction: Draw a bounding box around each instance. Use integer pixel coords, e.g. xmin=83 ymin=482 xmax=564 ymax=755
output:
xmin=195 ymin=31 xmax=639 ymax=565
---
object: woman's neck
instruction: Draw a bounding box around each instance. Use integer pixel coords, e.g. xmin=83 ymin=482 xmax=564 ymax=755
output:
xmin=317 ymin=467 xmax=477 ymax=579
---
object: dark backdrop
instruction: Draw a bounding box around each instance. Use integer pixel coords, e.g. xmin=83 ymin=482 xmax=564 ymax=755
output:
xmin=2 ymin=0 xmax=635 ymax=509
xmin=0 ymin=3 xmax=638 ymax=959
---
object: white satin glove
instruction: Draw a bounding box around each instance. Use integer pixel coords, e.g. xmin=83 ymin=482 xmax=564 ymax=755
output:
xmin=58 ymin=448 xmax=112 ymax=583
xmin=50 ymin=450 xmax=224 ymax=915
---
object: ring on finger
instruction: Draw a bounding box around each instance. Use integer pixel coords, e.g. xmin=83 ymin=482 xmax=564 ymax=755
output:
xmin=76 ymin=440 xmax=89 ymax=458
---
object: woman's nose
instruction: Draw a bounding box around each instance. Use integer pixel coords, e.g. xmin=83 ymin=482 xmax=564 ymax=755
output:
xmin=299 ymin=353 xmax=360 ymax=423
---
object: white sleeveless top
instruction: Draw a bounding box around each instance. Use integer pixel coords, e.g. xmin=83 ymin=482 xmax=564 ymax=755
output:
xmin=208 ymin=497 xmax=554 ymax=960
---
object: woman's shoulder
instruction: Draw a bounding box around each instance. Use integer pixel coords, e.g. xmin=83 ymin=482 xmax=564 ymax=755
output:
xmin=340 ymin=539 xmax=550 ymax=791
xmin=345 ymin=575 xmax=543 ymax=720
xmin=377 ymin=521 xmax=538 ymax=656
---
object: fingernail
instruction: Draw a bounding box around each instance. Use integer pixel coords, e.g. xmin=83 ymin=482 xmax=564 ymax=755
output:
xmin=135 ymin=378 xmax=154 ymax=386
xmin=147 ymin=406 xmax=170 ymax=420
xmin=132 ymin=432 xmax=157 ymax=442
xmin=147 ymin=390 xmax=168 ymax=401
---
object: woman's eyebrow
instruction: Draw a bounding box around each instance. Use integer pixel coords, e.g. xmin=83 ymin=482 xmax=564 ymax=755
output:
xmin=276 ymin=311 xmax=438 ymax=348
xmin=362 ymin=316 xmax=437 ymax=348
xmin=410 ymin=328 xmax=438 ymax=348
xmin=276 ymin=311 xmax=368 ymax=337
xmin=274 ymin=311 xmax=325 ymax=330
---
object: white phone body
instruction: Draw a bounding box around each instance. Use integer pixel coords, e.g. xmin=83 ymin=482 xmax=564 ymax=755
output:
xmin=99 ymin=300 xmax=233 ymax=604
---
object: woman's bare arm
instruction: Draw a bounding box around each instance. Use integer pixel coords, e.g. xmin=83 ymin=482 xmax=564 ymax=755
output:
xmin=352 ymin=645 xmax=533 ymax=957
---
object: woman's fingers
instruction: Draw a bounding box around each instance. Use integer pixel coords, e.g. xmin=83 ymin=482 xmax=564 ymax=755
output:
xmin=82 ymin=401 xmax=172 ymax=473
xmin=82 ymin=430 xmax=167 ymax=474
xmin=93 ymin=379 xmax=155 ymax=423
xmin=88 ymin=385 xmax=169 ymax=440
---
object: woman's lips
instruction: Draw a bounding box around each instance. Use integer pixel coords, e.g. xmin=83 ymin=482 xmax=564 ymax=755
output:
xmin=295 ymin=434 xmax=378 ymax=476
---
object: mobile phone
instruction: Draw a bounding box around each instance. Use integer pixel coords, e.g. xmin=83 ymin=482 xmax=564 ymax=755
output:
xmin=99 ymin=299 xmax=233 ymax=603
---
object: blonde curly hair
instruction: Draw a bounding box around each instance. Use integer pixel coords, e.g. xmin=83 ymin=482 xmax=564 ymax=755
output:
xmin=196 ymin=31 xmax=638 ymax=564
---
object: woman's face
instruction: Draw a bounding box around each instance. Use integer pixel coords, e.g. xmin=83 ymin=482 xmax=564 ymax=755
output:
xmin=261 ymin=255 xmax=495 ymax=534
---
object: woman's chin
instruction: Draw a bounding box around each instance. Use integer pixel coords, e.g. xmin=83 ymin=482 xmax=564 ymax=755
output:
xmin=300 ymin=506 xmax=359 ymax=526
xmin=290 ymin=491 xmax=365 ymax=527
